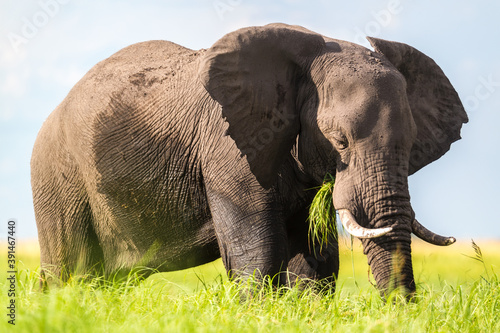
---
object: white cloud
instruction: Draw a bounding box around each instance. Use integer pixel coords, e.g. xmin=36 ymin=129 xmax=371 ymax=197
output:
xmin=37 ymin=64 xmax=86 ymax=89
xmin=0 ymin=68 xmax=30 ymax=97
xmin=459 ymin=58 xmax=480 ymax=73
xmin=0 ymin=157 xmax=18 ymax=175
xmin=0 ymin=106 xmax=16 ymax=121
xmin=0 ymin=185 xmax=11 ymax=200
xmin=0 ymin=44 xmax=28 ymax=69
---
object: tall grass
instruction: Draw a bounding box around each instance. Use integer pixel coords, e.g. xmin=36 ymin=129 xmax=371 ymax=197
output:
xmin=308 ymin=173 xmax=336 ymax=254
xmin=1 ymin=240 xmax=499 ymax=332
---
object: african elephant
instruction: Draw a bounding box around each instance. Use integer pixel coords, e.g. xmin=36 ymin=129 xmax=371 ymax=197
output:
xmin=31 ymin=23 xmax=467 ymax=296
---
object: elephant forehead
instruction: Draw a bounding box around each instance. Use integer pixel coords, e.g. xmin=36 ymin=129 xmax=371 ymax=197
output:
xmin=316 ymin=65 xmax=407 ymax=116
xmin=313 ymin=62 xmax=414 ymax=145
xmin=311 ymin=51 xmax=402 ymax=99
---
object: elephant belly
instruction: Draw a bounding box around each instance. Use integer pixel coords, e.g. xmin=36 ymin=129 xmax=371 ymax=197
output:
xmin=84 ymin=85 xmax=220 ymax=271
xmin=93 ymin=155 xmax=219 ymax=272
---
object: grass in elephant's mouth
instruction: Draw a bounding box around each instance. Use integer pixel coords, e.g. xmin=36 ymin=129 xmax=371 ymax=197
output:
xmin=308 ymin=173 xmax=337 ymax=254
xmin=1 ymin=240 xmax=500 ymax=332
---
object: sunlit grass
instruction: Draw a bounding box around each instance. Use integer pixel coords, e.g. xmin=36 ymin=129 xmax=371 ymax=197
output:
xmin=1 ymin=239 xmax=499 ymax=332
xmin=308 ymin=173 xmax=336 ymax=254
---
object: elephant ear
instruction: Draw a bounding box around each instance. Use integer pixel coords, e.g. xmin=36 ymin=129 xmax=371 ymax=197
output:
xmin=367 ymin=37 xmax=468 ymax=174
xmin=199 ymin=25 xmax=324 ymax=188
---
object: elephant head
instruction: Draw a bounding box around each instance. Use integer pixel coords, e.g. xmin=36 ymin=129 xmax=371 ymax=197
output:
xmin=200 ymin=23 xmax=467 ymax=296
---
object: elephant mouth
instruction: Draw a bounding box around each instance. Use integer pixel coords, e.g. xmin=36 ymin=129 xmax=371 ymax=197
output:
xmin=363 ymin=236 xmax=416 ymax=297
xmin=337 ymin=208 xmax=456 ymax=246
xmin=337 ymin=206 xmax=455 ymax=297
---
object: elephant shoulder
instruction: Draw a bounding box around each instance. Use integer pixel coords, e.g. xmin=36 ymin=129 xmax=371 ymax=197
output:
xmin=111 ymin=40 xmax=196 ymax=63
xmin=84 ymin=40 xmax=200 ymax=86
xmin=55 ymin=40 xmax=202 ymax=147
xmin=64 ymin=39 xmax=203 ymax=116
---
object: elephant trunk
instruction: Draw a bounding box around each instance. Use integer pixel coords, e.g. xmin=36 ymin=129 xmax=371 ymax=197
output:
xmin=334 ymin=150 xmax=416 ymax=297
xmin=338 ymin=208 xmax=416 ymax=296
xmin=360 ymin=194 xmax=415 ymax=297
xmin=361 ymin=229 xmax=415 ymax=297
xmin=364 ymin=182 xmax=415 ymax=297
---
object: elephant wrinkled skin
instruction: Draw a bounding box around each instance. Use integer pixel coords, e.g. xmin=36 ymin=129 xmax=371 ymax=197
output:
xmin=31 ymin=24 xmax=467 ymax=296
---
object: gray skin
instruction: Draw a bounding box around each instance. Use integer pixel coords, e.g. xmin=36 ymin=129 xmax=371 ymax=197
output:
xmin=31 ymin=23 xmax=467 ymax=296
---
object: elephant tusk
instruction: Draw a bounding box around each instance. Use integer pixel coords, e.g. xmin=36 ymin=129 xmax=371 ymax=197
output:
xmin=338 ymin=209 xmax=393 ymax=239
xmin=411 ymin=219 xmax=456 ymax=246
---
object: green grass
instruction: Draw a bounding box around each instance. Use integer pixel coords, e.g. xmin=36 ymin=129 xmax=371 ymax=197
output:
xmin=308 ymin=173 xmax=336 ymax=254
xmin=1 ymin=239 xmax=499 ymax=332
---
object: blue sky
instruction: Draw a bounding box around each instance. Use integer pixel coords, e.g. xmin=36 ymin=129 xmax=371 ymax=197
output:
xmin=1 ymin=0 xmax=499 ymax=239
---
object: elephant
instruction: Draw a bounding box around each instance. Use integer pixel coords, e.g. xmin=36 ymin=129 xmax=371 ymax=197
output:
xmin=31 ymin=23 xmax=467 ymax=297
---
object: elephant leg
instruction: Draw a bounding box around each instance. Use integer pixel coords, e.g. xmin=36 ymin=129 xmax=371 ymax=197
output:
xmin=32 ymin=153 xmax=104 ymax=284
xmin=205 ymin=188 xmax=289 ymax=284
xmin=287 ymin=243 xmax=339 ymax=289
xmin=286 ymin=207 xmax=339 ymax=290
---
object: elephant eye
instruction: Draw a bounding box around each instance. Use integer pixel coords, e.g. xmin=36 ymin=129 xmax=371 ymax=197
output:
xmin=337 ymin=140 xmax=348 ymax=150
xmin=332 ymin=134 xmax=349 ymax=150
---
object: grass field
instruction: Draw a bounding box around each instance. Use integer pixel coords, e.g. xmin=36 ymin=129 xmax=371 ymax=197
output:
xmin=1 ymin=238 xmax=499 ymax=332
